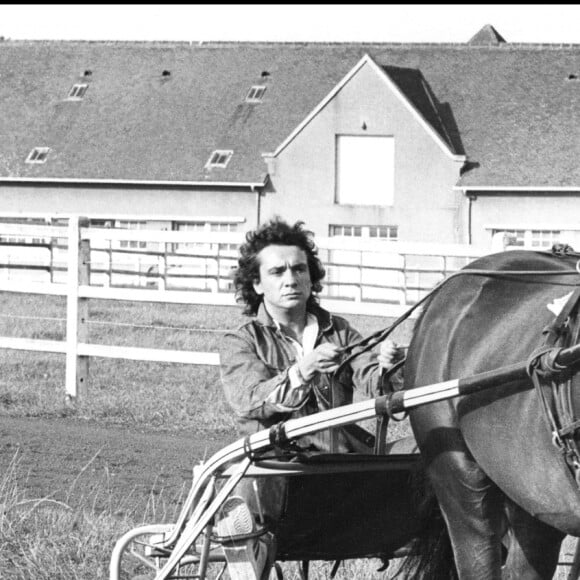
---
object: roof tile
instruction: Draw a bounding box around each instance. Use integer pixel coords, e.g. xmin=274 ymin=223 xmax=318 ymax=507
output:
xmin=0 ymin=38 xmax=579 ymax=188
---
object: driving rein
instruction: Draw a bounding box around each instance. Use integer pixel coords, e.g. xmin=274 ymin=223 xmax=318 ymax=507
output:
xmin=337 ymin=247 xmax=580 ymax=487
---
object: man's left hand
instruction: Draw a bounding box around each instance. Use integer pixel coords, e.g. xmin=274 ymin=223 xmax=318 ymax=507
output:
xmin=378 ymin=339 xmax=403 ymax=372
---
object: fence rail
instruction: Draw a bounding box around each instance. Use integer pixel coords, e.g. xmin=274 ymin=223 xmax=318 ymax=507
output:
xmin=0 ymin=221 xmax=487 ymax=302
xmin=0 ymin=218 xmax=489 ymax=401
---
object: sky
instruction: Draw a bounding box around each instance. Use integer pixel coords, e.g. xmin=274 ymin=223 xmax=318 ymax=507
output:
xmin=0 ymin=4 xmax=579 ymax=44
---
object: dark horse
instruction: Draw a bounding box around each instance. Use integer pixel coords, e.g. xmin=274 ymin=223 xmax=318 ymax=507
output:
xmin=404 ymin=249 xmax=580 ymax=579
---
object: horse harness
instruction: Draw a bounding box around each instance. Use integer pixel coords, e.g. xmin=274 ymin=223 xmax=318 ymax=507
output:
xmin=527 ymin=278 xmax=580 ymax=488
xmin=337 ymin=244 xmax=580 ymax=486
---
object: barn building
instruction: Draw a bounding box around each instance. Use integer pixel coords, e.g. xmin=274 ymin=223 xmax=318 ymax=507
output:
xmin=0 ymin=25 xmax=579 ymax=250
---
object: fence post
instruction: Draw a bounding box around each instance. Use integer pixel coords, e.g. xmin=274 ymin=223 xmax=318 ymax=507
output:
xmin=49 ymin=241 xmax=54 ymax=283
xmin=402 ymin=254 xmax=409 ymax=305
xmin=106 ymin=239 xmax=112 ymax=287
xmin=159 ymin=242 xmax=167 ymax=291
xmin=356 ymin=249 xmax=363 ymax=302
xmin=216 ymin=244 xmax=222 ymax=292
xmin=65 ymin=216 xmax=90 ymax=402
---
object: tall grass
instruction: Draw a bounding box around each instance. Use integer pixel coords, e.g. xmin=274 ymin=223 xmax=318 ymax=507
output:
xmin=0 ymin=451 xmax=407 ymax=579
xmin=2 ymin=455 xmax=577 ymax=579
xmin=0 ymin=451 xmax=189 ymax=580
xmin=1 ymin=451 xmax=577 ymax=579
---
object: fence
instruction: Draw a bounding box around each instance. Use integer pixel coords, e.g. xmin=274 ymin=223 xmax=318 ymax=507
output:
xmin=0 ymin=218 xmax=488 ymax=400
xmin=0 ymin=220 xmax=488 ymax=304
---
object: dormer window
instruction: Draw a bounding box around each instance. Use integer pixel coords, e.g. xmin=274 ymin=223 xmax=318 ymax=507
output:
xmin=245 ymin=85 xmax=266 ymax=103
xmin=206 ymin=150 xmax=233 ymax=169
xmin=26 ymin=147 xmax=50 ymax=164
xmin=67 ymin=83 xmax=88 ymax=100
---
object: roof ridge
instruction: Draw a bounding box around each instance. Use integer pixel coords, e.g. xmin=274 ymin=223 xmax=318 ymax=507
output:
xmin=2 ymin=38 xmax=580 ymax=49
xmin=0 ymin=38 xmax=194 ymax=46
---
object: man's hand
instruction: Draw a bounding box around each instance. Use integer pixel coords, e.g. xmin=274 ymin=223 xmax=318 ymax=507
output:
xmin=297 ymin=344 xmax=344 ymax=381
xmin=378 ymin=339 xmax=403 ymax=372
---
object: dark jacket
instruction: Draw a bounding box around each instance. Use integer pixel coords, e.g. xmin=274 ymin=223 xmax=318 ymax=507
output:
xmin=219 ymin=302 xmax=389 ymax=452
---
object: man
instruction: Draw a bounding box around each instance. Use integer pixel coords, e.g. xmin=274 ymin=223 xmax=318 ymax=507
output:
xmin=216 ymin=218 xmax=404 ymax=579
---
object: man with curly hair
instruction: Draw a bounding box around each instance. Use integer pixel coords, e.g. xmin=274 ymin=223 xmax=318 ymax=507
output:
xmin=216 ymin=218 xmax=403 ymax=579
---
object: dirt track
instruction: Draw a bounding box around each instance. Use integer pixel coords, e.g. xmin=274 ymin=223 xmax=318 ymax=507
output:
xmin=0 ymin=416 xmax=232 ymax=515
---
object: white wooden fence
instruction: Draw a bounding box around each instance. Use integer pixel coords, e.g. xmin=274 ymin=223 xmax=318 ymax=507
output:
xmin=0 ymin=218 xmax=489 ymax=400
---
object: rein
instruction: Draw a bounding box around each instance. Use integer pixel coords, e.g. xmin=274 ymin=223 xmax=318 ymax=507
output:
xmin=337 ymin=263 xmax=580 ymax=371
xmin=334 ymin=250 xmax=580 ymax=473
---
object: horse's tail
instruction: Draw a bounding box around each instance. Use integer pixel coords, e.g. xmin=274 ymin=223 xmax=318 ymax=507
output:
xmin=390 ymin=464 xmax=458 ymax=580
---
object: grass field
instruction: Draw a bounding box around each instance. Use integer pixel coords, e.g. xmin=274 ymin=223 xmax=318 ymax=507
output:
xmin=3 ymin=292 xmax=576 ymax=578
xmin=0 ymin=292 xmax=414 ymax=434
xmin=0 ymin=291 xmax=416 ymax=579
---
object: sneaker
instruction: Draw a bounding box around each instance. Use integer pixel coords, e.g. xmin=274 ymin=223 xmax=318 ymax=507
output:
xmin=217 ymin=496 xmax=255 ymax=539
xmin=216 ymin=496 xmax=265 ymax=580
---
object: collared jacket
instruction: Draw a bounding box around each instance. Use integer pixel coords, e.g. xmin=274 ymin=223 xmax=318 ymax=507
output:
xmin=219 ymin=302 xmax=390 ymax=453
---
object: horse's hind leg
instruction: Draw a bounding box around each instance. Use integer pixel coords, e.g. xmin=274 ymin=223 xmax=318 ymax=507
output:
xmin=502 ymin=500 xmax=565 ymax=580
xmin=428 ymin=449 xmax=506 ymax=580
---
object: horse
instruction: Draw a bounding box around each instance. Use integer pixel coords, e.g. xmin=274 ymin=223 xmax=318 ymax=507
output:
xmin=402 ymin=248 xmax=580 ymax=579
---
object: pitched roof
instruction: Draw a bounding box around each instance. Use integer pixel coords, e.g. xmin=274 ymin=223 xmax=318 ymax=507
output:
xmin=0 ymin=33 xmax=579 ymax=188
xmin=468 ymin=24 xmax=507 ymax=46
xmin=382 ymin=63 xmax=463 ymax=156
xmin=0 ymin=41 xmax=369 ymax=185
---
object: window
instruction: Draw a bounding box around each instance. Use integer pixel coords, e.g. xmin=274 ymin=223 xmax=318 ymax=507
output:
xmin=90 ymin=219 xmax=112 ymax=228
xmin=178 ymin=221 xmax=238 ymax=234
xmin=178 ymin=222 xmax=206 ymax=234
xmin=177 ymin=221 xmax=240 ymax=251
xmin=25 ymin=147 xmax=50 ymax=164
xmin=210 ymin=222 xmax=238 ymax=233
xmin=369 ymin=225 xmax=398 ymax=240
xmin=330 ymin=225 xmax=362 ymax=237
xmin=205 ymin=150 xmax=233 ymax=169
xmin=67 ymin=83 xmax=88 ymax=100
xmin=245 ymin=85 xmax=266 ymax=102
xmin=329 ymin=224 xmax=398 ymax=241
xmin=492 ymin=229 xmax=560 ymax=249
xmin=531 ymin=230 xmax=561 ymax=248
xmin=498 ymin=229 xmax=526 ymax=247
xmin=336 ymin=135 xmax=395 ymax=206
xmin=117 ymin=220 xmax=147 ymax=249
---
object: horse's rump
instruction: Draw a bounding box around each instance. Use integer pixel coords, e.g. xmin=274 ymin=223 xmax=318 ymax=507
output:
xmin=405 ymin=249 xmax=580 ymax=532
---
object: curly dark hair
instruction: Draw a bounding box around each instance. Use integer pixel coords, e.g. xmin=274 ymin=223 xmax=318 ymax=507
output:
xmin=234 ymin=217 xmax=326 ymax=316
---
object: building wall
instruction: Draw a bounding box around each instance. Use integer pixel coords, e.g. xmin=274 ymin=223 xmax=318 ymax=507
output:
xmin=0 ymin=183 xmax=259 ymax=228
xmin=262 ymin=62 xmax=465 ymax=242
xmin=470 ymin=193 xmax=580 ymax=249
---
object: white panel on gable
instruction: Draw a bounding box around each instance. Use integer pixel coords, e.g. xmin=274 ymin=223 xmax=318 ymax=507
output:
xmin=336 ymin=135 xmax=394 ymax=206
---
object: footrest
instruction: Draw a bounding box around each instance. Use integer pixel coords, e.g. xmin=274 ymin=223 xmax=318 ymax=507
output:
xmin=213 ymin=526 xmax=269 ymax=546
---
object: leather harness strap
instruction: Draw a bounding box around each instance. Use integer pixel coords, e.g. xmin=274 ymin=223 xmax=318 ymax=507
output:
xmin=332 ymin=246 xmax=580 ymax=468
xmin=527 ymin=284 xmax=580 ymax=487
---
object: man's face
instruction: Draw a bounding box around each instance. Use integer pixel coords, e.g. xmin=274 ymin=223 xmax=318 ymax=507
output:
xmin=253 ymin=245 xmax=312 ymax=317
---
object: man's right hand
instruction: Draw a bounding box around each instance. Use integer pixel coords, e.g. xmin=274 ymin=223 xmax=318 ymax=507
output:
xmin=297 ymin=344 xmax=344 ymax=381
